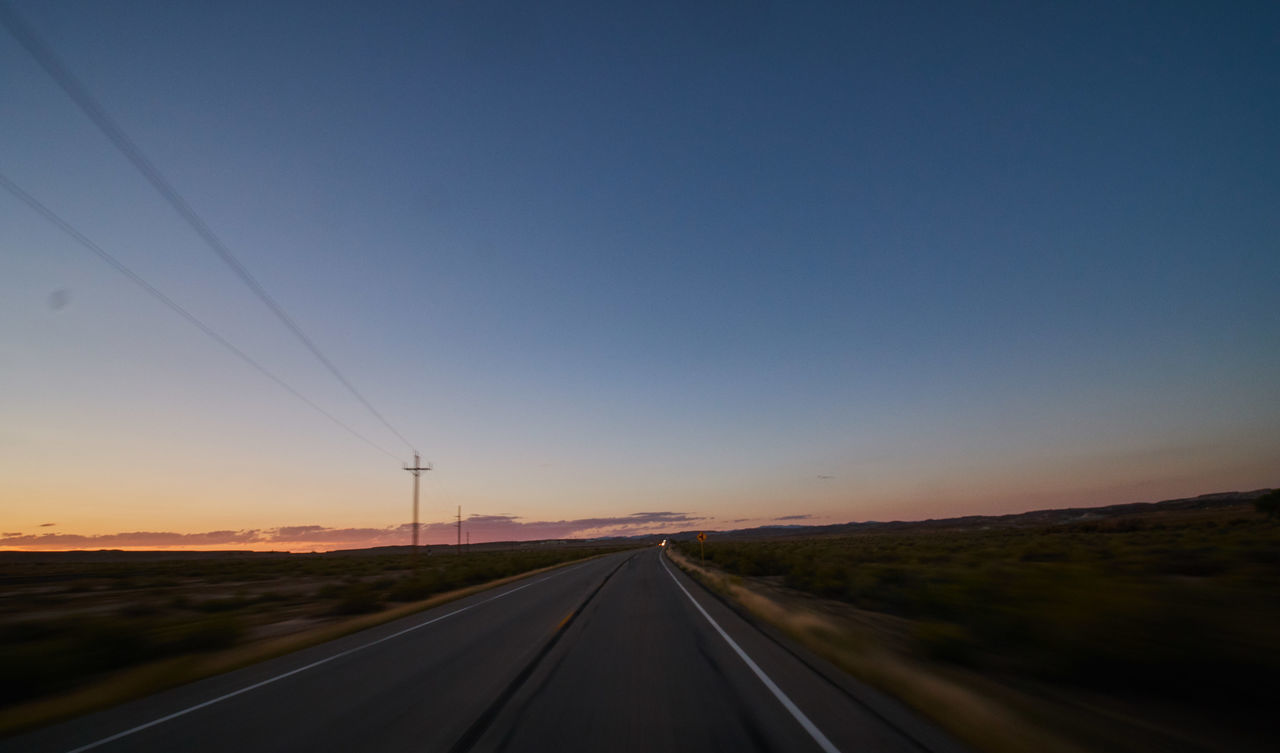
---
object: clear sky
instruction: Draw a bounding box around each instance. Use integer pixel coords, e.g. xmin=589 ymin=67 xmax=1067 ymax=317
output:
xmin=2 ymin=1 xmax=1277 ymax=551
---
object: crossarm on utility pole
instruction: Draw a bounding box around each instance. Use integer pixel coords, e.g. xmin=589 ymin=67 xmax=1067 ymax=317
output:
xmin=403 ymin=452 xmax=432 ymax=556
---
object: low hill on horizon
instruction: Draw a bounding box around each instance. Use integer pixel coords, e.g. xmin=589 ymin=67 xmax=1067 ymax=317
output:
xmin=1 ymin=488 xmax=1271 ymax=561
xmin=661 ymin=487 xmax=1274 ymax=542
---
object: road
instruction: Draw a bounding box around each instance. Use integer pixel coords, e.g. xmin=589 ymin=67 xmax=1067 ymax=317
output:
xmin=5 ymin=548 xmax=966 ymax=753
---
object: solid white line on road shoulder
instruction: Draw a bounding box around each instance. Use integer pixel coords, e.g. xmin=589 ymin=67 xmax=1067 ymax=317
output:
xmin=659 ymin=551 xmax=843 ymax=753
xmin=63 ymin=559 xmax=598 ymax=753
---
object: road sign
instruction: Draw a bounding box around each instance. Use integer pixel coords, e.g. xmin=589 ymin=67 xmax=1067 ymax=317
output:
xmin=696 ymin=532 xmax=706 ymax=542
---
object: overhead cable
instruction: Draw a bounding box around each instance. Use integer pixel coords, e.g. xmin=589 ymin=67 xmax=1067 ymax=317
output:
xmin=0 ymin=170 xmax=403 ymax=462
xmin=0 ymin=1 xmax=419 ymax=456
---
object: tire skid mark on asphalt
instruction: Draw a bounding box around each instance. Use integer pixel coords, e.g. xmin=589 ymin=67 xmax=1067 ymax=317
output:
xmin=689 ymin=630 xmax=784 ymax=753
xmin=446 ymin=550 xmax=642 ymax=753
xmin=665 ymin=551 xmax=945 ymax=753
xmin=660 ymin=551 xmax=843 ymax=753
xmin=58 ymin=558 xmax=602 ymax=753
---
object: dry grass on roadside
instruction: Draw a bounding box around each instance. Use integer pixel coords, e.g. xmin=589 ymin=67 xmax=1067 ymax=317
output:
xmin=667 ymin=547 xmax=1083 ymax=753
xmin=0 ymin=547 xmax=623 ymax=736
xmin=667 ymin=506 xmax=1279 ymax=753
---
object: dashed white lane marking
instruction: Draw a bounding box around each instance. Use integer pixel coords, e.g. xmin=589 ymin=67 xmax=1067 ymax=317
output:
xmin=659 ymin=551 xmax=843 ymax=753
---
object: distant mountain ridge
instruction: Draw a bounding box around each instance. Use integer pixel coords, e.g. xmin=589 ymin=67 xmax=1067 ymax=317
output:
xmin=1 ymin=489 xmax=1271 ymax=560
xmin=656 ymin=488 xmax=1274 ymax=542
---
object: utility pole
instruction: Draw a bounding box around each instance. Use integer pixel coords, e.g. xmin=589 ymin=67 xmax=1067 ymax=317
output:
xmin=456 ymin=505 xmax=462 ymax=552
xmin=404 ymin=453 xmax=431 ymax=557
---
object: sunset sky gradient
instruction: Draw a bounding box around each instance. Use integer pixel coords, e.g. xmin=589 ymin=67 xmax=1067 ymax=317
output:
xmin=2 ymin=1 xmax=1277 ymax=551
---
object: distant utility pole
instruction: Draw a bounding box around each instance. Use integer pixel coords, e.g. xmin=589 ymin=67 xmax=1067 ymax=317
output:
xmin=404 ymin=453 xmax=432 ymax=557
xmin=456 ymin=505 xmax=462 ymax=552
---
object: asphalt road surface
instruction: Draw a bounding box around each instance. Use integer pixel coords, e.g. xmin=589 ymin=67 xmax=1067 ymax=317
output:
xmin=5 ymin=548 xmax=967 ymax=753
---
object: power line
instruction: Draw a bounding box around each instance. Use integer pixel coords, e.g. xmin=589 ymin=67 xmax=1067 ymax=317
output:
xmin=0 ymin=170 xmax=403 ymax=462
xmin=0 ymin=1 xmax=419 ymax=456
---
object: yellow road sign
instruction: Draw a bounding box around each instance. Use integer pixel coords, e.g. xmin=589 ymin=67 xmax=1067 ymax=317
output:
xmin=696 ymin=532 xmax=706 ymax=542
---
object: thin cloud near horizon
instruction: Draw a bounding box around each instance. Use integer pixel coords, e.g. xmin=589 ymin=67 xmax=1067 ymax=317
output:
xmin=0 ymin=511 xmax=709 ymax=551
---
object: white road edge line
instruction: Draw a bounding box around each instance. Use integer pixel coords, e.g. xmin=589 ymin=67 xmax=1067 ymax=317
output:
xmin=659 ymin=551 xmax=843 ymax=753
xmin=63 ymin=559 xmax=597 ymax=753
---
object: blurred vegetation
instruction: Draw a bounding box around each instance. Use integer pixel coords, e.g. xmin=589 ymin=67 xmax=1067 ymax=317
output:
xmin=674 ymin=508 xmax=1278 ymax=709
xmin=0 ymin=546 xmax=622 ymax=708
xmin=1255 ymin=489 xmax=1280 ymax=519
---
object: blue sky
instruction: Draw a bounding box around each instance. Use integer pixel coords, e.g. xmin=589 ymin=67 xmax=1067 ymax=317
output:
xmin=2 ymin=1 xmax=1277 ymax=549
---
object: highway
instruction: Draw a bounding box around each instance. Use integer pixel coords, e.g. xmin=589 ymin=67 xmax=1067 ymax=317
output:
xmin=5 ymin=548 xmax=966 ymax=753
